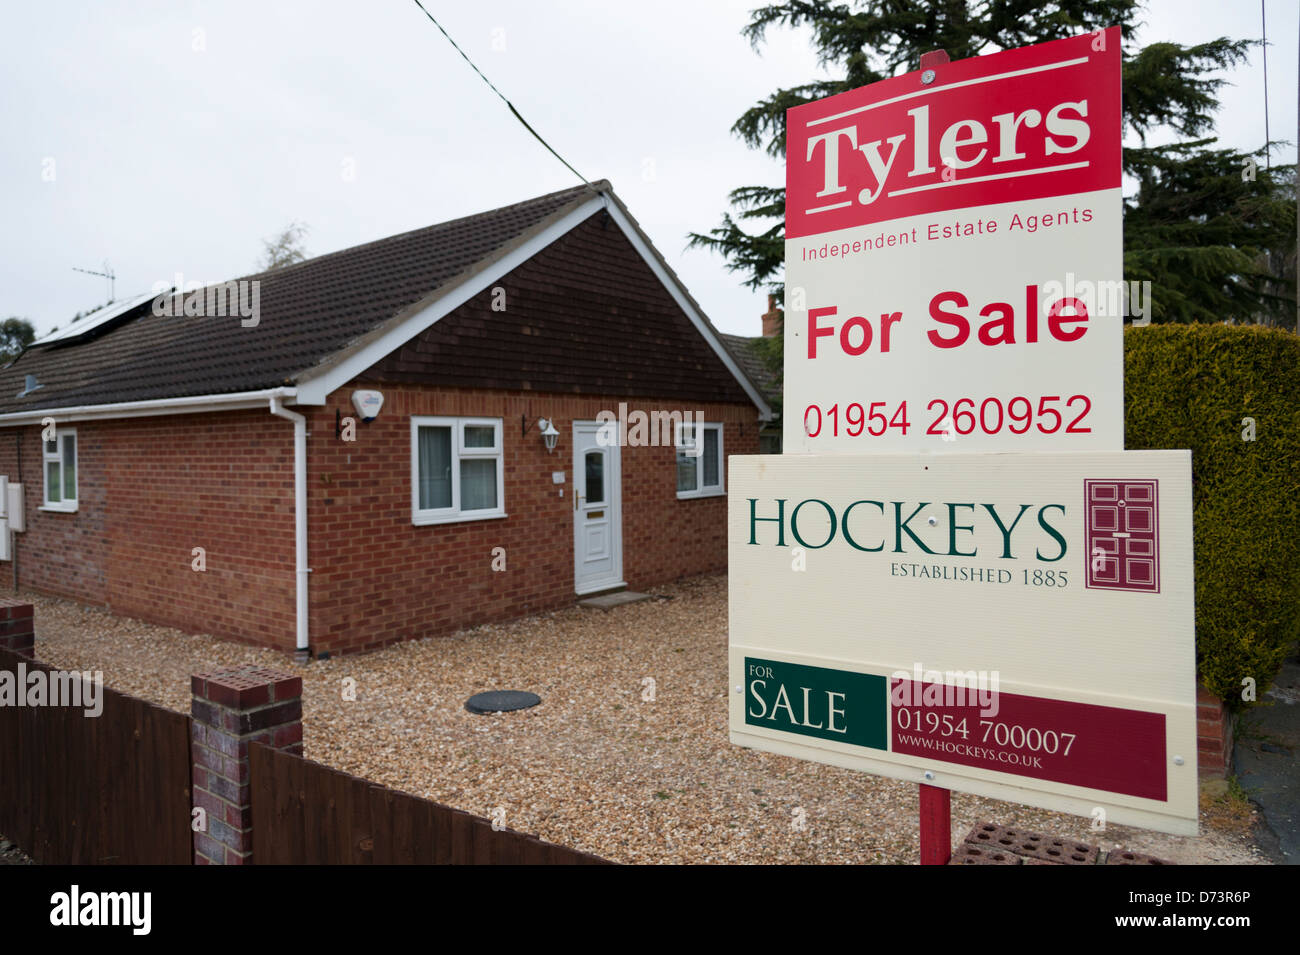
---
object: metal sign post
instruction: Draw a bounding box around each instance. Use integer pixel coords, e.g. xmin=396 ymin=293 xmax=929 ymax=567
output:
xmin=917 ymin=47 xmax=953 ymax=866
xmin=919 ymin=783 xmax=952 ymax=865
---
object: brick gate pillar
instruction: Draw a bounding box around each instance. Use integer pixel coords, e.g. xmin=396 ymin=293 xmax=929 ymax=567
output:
xmin=190 ymin=665 xmax=303 ymax=864
xmin=0 ymin=599 xmax=34 ymax=656
xmin=1196 ymin=686 xmax=1235 ymax=779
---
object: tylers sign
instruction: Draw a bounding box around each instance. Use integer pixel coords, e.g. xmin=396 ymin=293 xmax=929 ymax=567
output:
xmin=782 ymin=29 xmax=1124 ymax=454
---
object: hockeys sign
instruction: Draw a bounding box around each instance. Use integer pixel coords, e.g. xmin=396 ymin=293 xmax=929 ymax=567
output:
xmin=727 ymin=451 xmax=1199 ymax=835
xmin=783 ymin=29 xmax=1125 ymax=453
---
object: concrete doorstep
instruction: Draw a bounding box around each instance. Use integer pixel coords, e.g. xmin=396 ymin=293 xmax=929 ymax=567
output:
xmin=577 ymin=590 xmax=654 ymax=610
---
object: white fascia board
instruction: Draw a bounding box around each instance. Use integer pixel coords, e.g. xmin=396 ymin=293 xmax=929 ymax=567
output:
xmin=293 ymin=196 xmax=606 ymax=405
xmin=0 ymin=387 xmax=298 ymax=427
xmin=599 ymin=195 xmax=774 ymax=420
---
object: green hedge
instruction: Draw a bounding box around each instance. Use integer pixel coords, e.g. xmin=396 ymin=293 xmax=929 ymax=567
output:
xmin=1125 ymin=323 xmax=1300 ymax=708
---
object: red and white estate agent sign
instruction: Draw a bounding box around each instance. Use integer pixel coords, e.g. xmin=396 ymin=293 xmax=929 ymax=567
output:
xmin=783 ymin=29 xmax=1123 ymax=453
xmin=728 ymin=30 xmax=1199 ymax=842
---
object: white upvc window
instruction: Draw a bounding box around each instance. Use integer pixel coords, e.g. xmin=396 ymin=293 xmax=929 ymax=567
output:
xmin=411 ymin=416 xmax=505 ymax=524
xmin=675 ymin=422 xmax=724 ymax=499
xmin=42 ymin=428 xmax=78 ymax=512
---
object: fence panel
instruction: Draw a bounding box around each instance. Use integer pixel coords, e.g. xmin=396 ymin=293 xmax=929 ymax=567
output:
xmin=0 ymin=648 xmax=193 ymax=864
xmin=249 ymin=742 xmax=611 ymax=865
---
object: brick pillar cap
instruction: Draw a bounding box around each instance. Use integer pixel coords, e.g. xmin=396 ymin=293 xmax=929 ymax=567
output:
xmin=192 ymin=665 xmax=302 ymax=709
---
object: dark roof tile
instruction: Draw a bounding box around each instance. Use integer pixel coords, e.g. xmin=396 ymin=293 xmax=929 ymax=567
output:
xmin=719 ymin=333 xmax=780 ymax=403
xmin=0 ymin=182 xmax=602 ymax=414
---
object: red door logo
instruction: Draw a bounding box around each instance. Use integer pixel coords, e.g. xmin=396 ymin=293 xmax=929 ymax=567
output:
xmin=1085 ymin=480 xmax=1159 ymax=593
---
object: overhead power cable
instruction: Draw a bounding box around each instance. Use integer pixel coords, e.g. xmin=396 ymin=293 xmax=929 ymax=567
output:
xmin=409 ymin=0 xmax=592 ymax=187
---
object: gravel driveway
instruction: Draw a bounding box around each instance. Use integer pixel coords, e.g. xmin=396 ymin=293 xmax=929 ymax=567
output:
xmin=22 ymin=575 xmax=1266 ymax=864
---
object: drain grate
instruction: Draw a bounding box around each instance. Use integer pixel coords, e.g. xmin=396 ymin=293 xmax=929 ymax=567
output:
xmin=969 ymin=823 xmax=1099 ymax=865
xmin=950 ymin=843 xmax=1022 ymax=865
xmin=953 ymin=821 xmax=1170 ymax=865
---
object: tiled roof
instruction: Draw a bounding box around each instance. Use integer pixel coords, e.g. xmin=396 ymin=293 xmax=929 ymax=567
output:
xmin=369 ymin=212 xmax=757 ymax=406
xmin=719 ymin=333 xmax=780 ymax=403
xmin=0 ymin=182 xmax=603 ymax=415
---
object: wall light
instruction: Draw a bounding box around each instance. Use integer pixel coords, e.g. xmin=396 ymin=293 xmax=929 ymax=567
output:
xmin=539 ymin=419 xmax=560 ymax=453
xmin=522 ymin=415 xmax=561 ymax=453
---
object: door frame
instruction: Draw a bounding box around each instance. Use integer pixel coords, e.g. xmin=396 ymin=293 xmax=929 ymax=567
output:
xmin=572 ymin=421 xmax=625 ymax=595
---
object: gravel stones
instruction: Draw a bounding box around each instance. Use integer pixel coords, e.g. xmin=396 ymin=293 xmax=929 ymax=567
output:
xmin=21 ymin=576 xmax=1267 ymax=865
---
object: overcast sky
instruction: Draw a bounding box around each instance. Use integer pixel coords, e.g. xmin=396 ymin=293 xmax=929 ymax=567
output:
xmin=2 ymin=0 xmax=1294 ymax=340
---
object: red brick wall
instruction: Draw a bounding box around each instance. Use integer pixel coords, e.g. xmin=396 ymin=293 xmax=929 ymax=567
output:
xmin=1196 ymin=686 xmax=1235 ymax=779
xmin=305 ymin=385 xmax=758 ymax=655
xmin=0 ymin=412 xmax=297 ymax=650
xmin=0 ymin=389 xmax=758 ymax=656
xmin=0 ymin=425 xmax=108 ymax=606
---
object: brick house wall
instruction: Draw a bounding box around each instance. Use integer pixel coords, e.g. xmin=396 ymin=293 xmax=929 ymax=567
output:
xmin=305 ymin=384 xmax=756 ymax=656
xmin=0 ymin=425 xmax=108 ymax=606
xmin=0 ymin=193 xmax=766 ymax=654
xmin=0 ymin=412 xmax=297 ymax=648
xmin=0 ymin=388 xmax=756 ymax=655
xmin=292 ymin=208 xmax=764 ymax=655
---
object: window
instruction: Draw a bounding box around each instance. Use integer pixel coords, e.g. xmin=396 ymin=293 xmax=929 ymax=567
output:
xmin=675 ymin=422 xmax=724 ymax=498
xmin=411 ymin=417 xmax=505 ymax=524
xmin=42 ymin=429 xmax=77 ymax=511
xmin=584 ymin=450 xmax=604 ymax=504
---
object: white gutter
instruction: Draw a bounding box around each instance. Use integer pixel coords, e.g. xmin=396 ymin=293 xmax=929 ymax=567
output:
xmin=269 ymin=396 xmax=311 ymax=657
xmin=0 ymin=387 xmax=302 ymax=426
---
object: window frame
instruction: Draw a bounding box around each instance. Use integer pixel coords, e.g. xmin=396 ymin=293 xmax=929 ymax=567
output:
xmin=41 ymin=428 xmax=78 ymax=513
xmin=674 ymin=421 xmax=724 ymax=499
xmin=410 ymin=416 xmax=506 ymax=525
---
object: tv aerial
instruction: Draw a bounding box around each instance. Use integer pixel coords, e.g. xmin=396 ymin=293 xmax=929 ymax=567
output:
xmin=72 ymin=260 xmax=115 ymax=303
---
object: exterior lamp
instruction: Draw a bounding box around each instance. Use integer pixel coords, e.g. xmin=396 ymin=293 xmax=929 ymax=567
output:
xmin=522 ymin=415 xmax=561 ymax=452
xmin=539 ymin=419 xmax=560 ymax=453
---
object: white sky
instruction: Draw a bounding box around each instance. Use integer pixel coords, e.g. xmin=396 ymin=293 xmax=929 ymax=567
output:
xmin=1 ymin=0 xmax=1294 ymax=340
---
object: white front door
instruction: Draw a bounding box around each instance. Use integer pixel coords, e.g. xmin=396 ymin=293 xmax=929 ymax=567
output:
xmin=573 ymin=422 xmax=624 ymax=595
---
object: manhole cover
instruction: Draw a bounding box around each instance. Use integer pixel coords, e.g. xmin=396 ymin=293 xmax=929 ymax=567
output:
xmin=465 ymin=690 xmax=541 ymax=714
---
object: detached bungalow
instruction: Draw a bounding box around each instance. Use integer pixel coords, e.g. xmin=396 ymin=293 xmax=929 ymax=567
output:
xmin=0 ymin=182 xmax=770 ymax=657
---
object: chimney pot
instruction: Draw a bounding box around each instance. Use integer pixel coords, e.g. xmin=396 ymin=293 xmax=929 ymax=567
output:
xmin=761 ymin=295 xmax=782 ymax=338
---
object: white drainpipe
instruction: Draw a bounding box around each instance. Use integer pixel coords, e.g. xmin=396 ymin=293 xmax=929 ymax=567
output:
xmin=269 ymin=397 xmax=310 ymax=659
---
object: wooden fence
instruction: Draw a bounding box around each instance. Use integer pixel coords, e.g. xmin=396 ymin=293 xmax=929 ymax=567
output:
xmin=0 ymin=648 xmax=193 ymax=864
xmin=0 ymin=645 xmax=609 ymax=865
xmin=249 ymin=742 xmax=611 ymax=864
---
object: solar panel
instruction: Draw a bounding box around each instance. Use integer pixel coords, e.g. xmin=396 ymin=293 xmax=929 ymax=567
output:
xmin=30 ymin=288 xmax=168 ymax=346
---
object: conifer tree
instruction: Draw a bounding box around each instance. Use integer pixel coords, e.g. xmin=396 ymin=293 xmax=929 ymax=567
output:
xmin=692 ymin=0 xmax=1295 ymax=371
